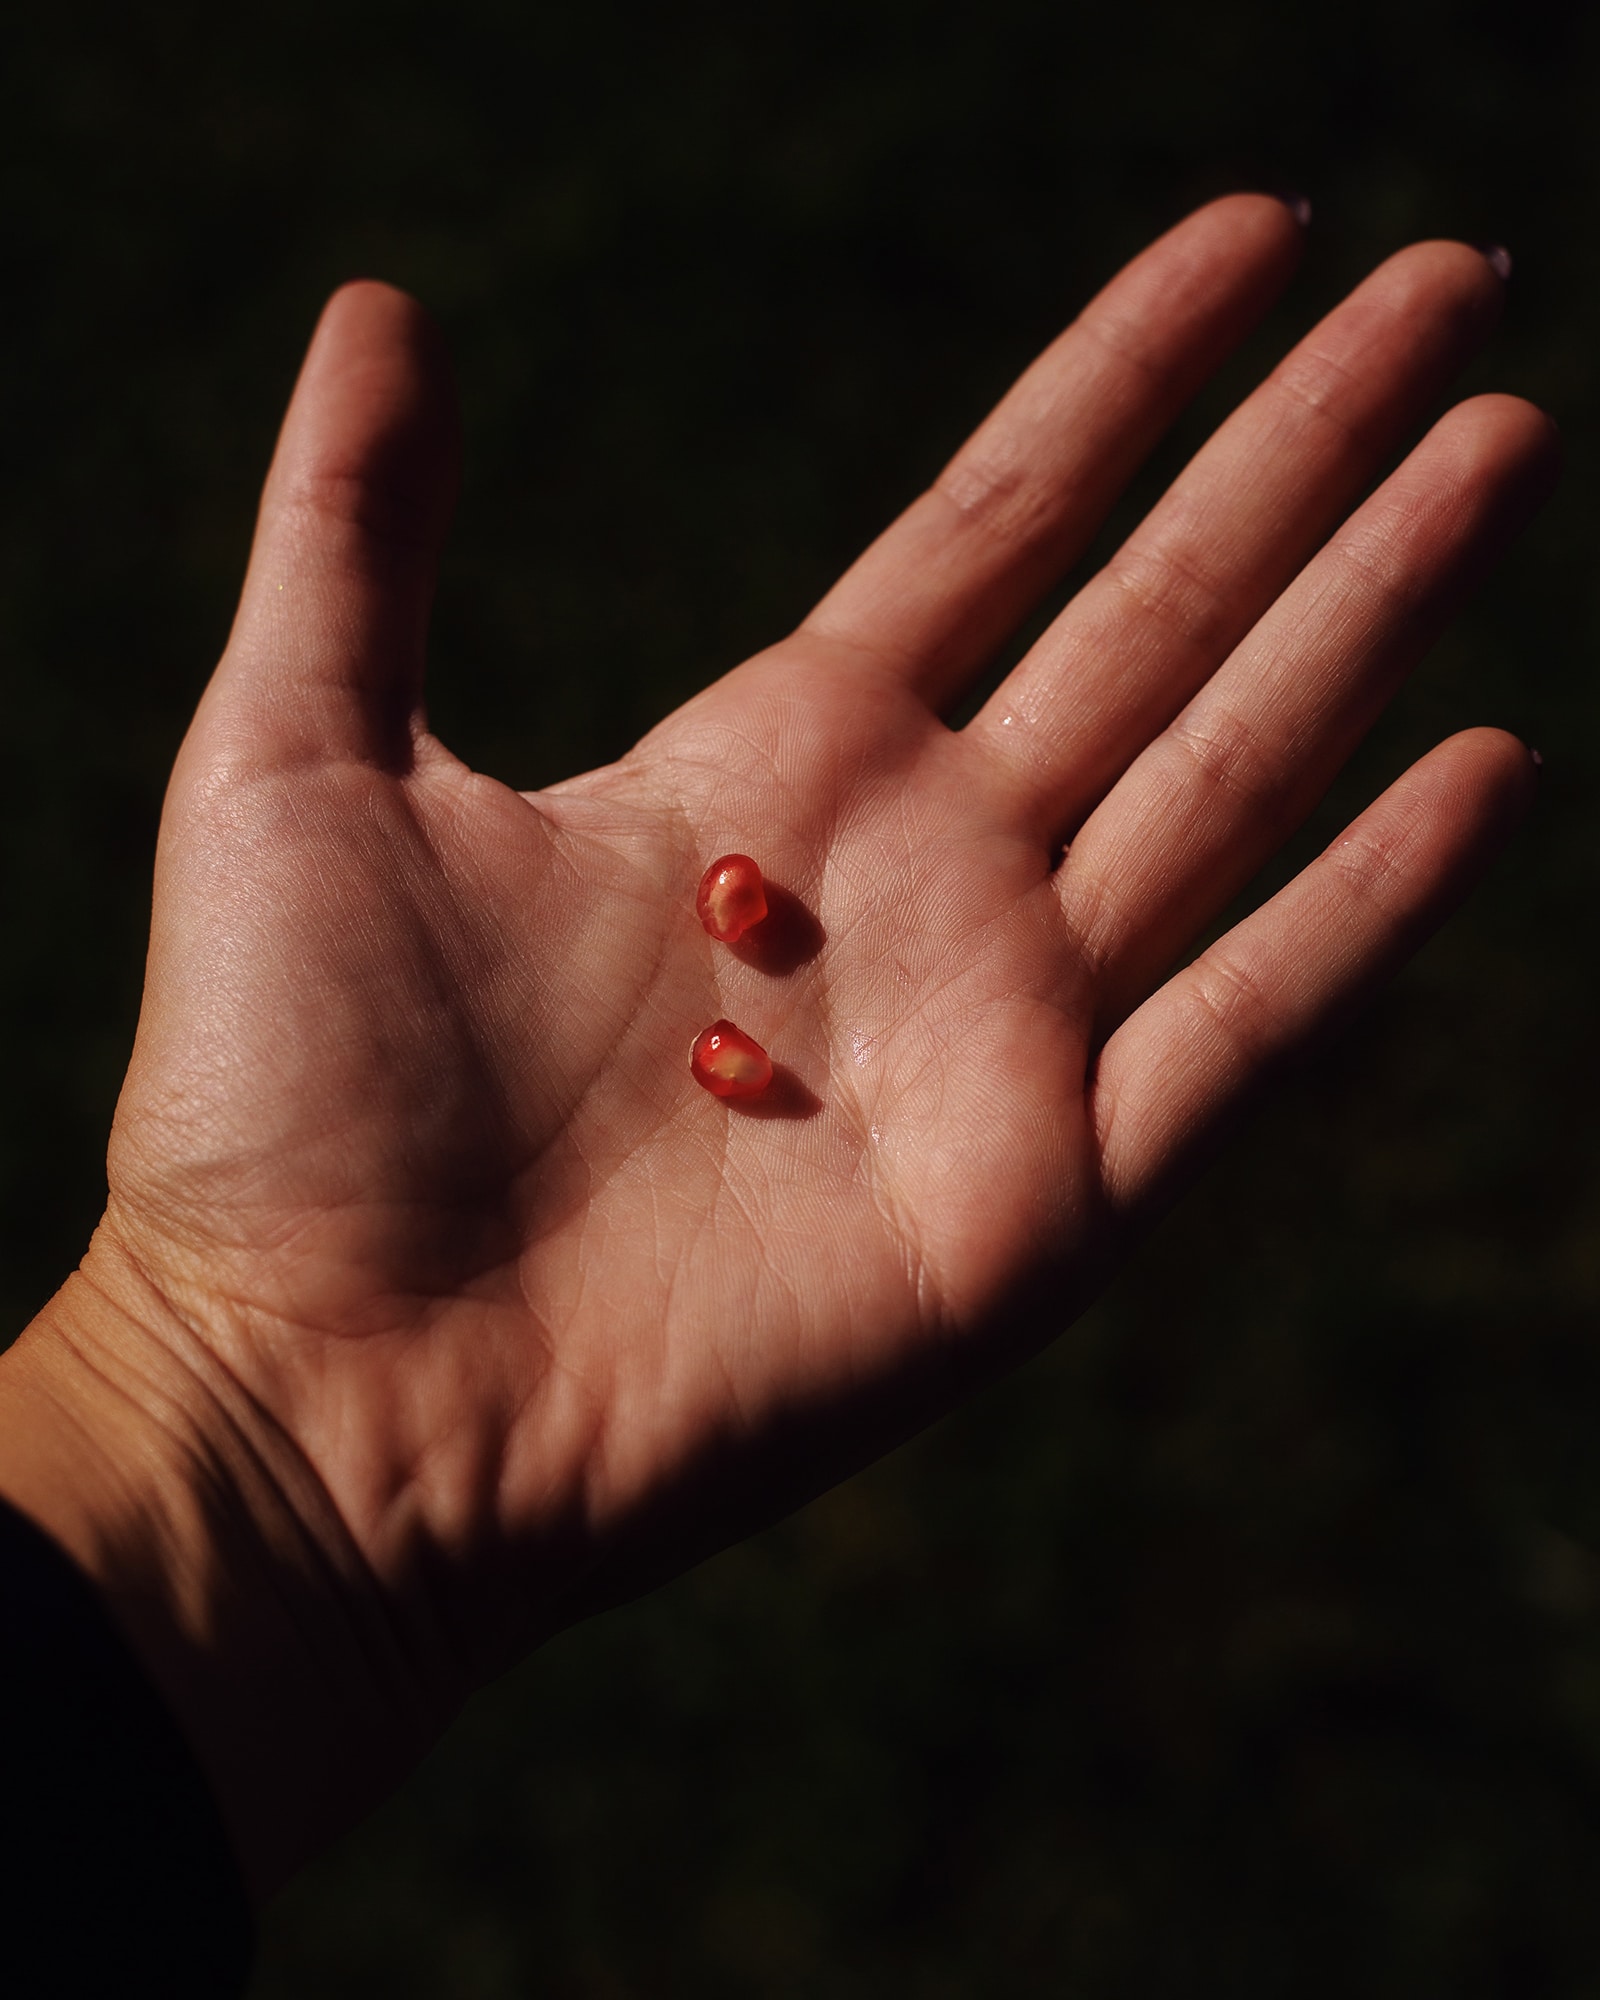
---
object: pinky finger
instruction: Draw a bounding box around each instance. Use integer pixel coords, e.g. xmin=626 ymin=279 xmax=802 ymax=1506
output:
xmin=1091 ymin=728 xmax=1537 ymax=1221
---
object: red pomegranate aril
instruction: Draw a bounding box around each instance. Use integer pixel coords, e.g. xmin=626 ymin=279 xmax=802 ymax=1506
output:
xmin=696 ymin=854 xmax=768 ymax=943
xmin=690 ymin=1019 xmax=773 ymax=1099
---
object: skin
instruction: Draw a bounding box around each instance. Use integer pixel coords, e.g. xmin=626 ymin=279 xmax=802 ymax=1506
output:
xmin=0 ymin=194 xmax=1558 ymax=1901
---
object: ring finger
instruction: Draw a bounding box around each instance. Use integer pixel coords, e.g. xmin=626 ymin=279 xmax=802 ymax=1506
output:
xmin=1057 ymin=392 xmax=1559 ymax=1034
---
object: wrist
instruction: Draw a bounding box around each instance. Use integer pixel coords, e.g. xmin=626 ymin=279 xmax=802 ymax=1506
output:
xmin=0 ymin=1225 xmax=434 ymax=1899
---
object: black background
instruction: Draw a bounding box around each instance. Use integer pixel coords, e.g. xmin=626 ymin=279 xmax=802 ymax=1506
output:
xmin=5 ymin=2 xmax=1600 ymax=1993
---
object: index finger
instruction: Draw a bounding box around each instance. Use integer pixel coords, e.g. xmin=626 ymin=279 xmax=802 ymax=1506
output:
xmin=800 ymin=193 xmax=1306 ymax=709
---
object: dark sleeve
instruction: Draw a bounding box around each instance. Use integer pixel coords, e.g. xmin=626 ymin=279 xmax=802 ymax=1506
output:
xmin=0 ymin=1497 xmax=255 ymax=1999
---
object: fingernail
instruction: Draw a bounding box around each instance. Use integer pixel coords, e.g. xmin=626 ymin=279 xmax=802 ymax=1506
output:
xmin=1272 ymin=190 xmax=1313 ymax=227
xmin=1479 ymin=244 xmax=1513 ymax=281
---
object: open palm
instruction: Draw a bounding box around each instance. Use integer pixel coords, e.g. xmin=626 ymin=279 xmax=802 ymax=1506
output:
xmin=64 ymin=196 xmax=1553 ymax=1890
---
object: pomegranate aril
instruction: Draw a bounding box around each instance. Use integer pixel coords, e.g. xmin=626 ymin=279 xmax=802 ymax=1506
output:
xmin=696 ymin=854 xmax=768 ymax=943
xmin=690 ymin=1019 xmax=773 ymax=1099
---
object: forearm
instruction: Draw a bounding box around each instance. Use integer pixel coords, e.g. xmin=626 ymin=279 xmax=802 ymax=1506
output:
xmin=0 ymin=1490 xmax=255 ymax=1994
xmin=0 ymin=1230 xmax=426 ymax=1903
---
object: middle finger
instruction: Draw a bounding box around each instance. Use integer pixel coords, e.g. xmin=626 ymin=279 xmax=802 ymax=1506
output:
xmin=967 ymin=240 xmax=1508 ymax=837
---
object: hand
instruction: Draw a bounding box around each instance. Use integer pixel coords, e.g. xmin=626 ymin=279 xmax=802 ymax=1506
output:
xmin=0 ymin=195 xmax=1556 ymax=1897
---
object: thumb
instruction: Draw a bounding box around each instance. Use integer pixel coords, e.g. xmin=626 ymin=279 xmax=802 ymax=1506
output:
xmin=206 ymin=281 xmax=461 ymax=770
